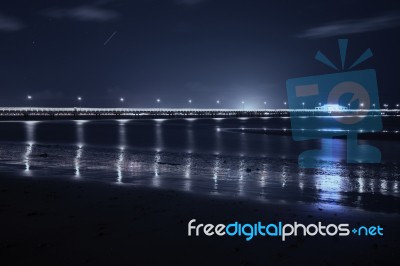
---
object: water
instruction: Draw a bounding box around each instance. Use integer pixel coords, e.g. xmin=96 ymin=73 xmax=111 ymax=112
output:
xmin=0 ymin=118 xmax=399 ymax=212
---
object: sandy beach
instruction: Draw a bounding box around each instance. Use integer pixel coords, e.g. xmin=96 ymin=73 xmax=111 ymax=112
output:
xmin=0 ymin=173 xmax=399 ymax=266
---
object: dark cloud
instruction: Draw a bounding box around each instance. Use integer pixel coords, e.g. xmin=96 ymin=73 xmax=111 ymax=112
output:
xmin=0 ymin=13 xmax=24 ymax=32
xmin=44 ymin=5 xmax=120 ymax=22
xmin=298 ymin=13 xmax=400 ymax=38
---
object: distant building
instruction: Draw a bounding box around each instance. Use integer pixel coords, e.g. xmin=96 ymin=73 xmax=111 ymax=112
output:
xmin=315 ymin=104 xmax=348 ymax=112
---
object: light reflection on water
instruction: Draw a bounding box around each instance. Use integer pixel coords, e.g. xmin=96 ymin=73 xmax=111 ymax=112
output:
xmin=75 ymin=145 xmax=83 ymax=177
xmin=116 ymin=147 xmax=125 ymax=184
xmin=0 ymin=119 xmax=399 ymax=212
xmin=24 ymin=142 xmax=33 ymax=172
xmin=153 ymin=151 xmax=161 ymax=187
xmin=155 ymin=120 xmax=163 ymax=152
xmin=25 ymin=121 xmax=38 ymax=142
xmin=185 ymin=154 xmax=192 ymax=192
xmin=213 ymin=155 xmax=221 ymax=192
xmin=24 ymin=121 xmax=38 ymax=173
xmin=238 ymin=158 xmax=245 ymax=196
xmin=74 ymin=120 xmax=86 ymax=178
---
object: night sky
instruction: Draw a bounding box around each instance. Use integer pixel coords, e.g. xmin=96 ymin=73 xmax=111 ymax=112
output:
xmin=0 ymin=0 xmax=399 ymax=108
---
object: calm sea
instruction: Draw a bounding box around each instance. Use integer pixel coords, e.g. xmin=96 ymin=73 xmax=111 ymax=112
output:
xmin=0 ymin=117 xmax=399 ymax=212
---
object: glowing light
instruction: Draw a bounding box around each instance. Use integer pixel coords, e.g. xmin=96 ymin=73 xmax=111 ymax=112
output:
xmin=315 ymin=104 xmax=348 ymax=112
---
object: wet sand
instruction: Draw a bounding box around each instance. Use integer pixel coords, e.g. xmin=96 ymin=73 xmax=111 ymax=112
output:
xmin=0 ymin=173 xmax=399 ymax=266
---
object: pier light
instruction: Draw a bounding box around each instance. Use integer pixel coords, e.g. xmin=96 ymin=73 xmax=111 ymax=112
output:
xmin=77 ymin=96 xmax=82 ymax=108
xmin=302 ymin=102 xmax=305 ymax=109
xmin=217 ymin=100 xmax=220 ymax=104
xmin=396 ymin=104 xmax=399 ymax=108
xmin=157 ymin=98 xmax=161 ymax=103
xmin=27 ymin=95 xmax=32 ymax=100
xmin=120 ymin=97 xmax=124 ymax=102
xmin=360 ymin=102 xmax=364 ymax=108
xmin=188 ymin=99 xmax=192 ymax=104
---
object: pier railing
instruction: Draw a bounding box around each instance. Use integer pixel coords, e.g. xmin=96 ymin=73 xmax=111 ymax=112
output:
xmin=0 ymin=107 xmax=398 ymax=120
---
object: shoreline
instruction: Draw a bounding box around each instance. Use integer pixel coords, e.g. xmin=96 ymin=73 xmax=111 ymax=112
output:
xmin=1 ymin=173 xmax=399 ymax=265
